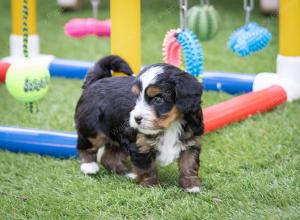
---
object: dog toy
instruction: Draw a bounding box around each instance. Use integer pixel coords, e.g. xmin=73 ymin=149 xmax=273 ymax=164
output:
xmin=228 ymin=0 xmax=272 ymax=57
xmin=177 ymin=30 xmax=203 ymax=77
xmin=188 ymin=0 xmax=220 ymax=41
xmin=6 ymin=60 xmax=50 ymax=113
xmin=5 ymin=0 xmax=50 ymax=113
xmin=162 ymin=0 xmax=203 ymax=79
xmin=64 ymin=18 xmax=111 ymax=38
xmin=228 ymin=22 xmax=272 ymax=57
xmin=64 ymin=0 xmax=111 ymax=38
xmin=163 ymin=29 xmax=203 ymax=78
xmin=162 ymin=29 xmax=182 ymax=67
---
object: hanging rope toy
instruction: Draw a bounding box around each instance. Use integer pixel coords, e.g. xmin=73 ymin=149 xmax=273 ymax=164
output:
xmin=163 ymin=0 xmax=203 ymax=80
xmin=228 ymin=0 xmax=272 ymax=57
xmin=5 ymin=0 xmax=50 ymax=113
xmin=188 ymin=0 xmax=220 ymax=41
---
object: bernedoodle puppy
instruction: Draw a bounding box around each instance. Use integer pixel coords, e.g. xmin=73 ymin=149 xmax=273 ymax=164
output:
xmin=75 ymin=55 xmax=204 ymax=192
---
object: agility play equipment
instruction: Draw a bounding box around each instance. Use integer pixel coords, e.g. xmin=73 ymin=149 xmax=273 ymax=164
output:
xmin=228 ymin=0 xmax=272 ymax=57
xmin=203 ymin=85 xmax=287 ymax=133
xmin=1 ymin=60 xmax=256 ymax=95
xmin=0 ymin=85 xmax=287 ymax=157
xmin=0 ymin=0 xmax=300 ymax=158
xmin=0 ymin=0 xmax=248 ymax=93
xmin=10 ymin=0 xmax=38 ymax=57
xmin=110 ymin=0 xmax=141 ymax=75
xmin=0 ymin=62 xmax=10 ymax=83
xmin=253 ymin=0 xmax=300 ymax=102
xmin=6 ymin=0 xmax=54 ymax=65
xmin=5 ymin=0 xmax=51 ymax=113
xmin=0 ymin=127 xmax=77 ymax=158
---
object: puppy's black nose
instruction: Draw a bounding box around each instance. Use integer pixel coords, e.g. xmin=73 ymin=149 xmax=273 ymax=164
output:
xmin=135 ymin=116 xmax=142 ymax=125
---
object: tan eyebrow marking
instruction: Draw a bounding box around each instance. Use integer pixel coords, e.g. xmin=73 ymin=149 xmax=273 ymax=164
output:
xmin=146 ymin=86 xmax=161 ymax=97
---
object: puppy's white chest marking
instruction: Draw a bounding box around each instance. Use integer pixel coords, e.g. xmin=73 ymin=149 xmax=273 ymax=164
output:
xmin=156 ymin=121 xmax=183 ymax=166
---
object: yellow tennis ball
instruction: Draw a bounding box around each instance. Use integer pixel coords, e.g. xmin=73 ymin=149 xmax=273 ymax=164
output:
xmin=5 ymin=59 xmax=50 ymax=103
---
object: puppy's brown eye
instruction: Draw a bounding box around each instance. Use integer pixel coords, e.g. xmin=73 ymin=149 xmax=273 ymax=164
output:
xmin=152 ymin=96 xmax=164 ymax=105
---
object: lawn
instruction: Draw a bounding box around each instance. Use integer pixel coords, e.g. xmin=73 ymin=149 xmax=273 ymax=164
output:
xmin=0 ymin=0 xmax=299 ymax=219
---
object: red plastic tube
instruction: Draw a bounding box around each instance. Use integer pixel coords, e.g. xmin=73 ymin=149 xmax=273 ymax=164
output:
xmin=203 ymin=85 xmax=287 ymax=133
xmin=0 ymin=62 xmax=10 ymax=83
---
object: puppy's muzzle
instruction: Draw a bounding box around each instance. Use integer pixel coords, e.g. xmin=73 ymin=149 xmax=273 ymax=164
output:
xmin=134 ymin=116 xmax=143 ymax=125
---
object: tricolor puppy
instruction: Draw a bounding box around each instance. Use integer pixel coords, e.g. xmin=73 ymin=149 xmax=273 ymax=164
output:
xmin=75 ymin=55 xmax=204 ymax=192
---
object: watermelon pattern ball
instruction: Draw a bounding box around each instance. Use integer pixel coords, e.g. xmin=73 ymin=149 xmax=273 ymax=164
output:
xmin=188 ymin=5 xmax=220 ymax=41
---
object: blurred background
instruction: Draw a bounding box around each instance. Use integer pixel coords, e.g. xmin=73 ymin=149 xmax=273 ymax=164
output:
xmin=0 ymin=0 xmax=279 ymax=74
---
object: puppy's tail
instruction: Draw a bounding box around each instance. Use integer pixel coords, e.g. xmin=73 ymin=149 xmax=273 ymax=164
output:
xmin=83 ymin=55 xmax=134 ymax=88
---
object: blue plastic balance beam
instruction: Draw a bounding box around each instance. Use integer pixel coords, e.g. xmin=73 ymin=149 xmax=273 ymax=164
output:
xmin=0 ymin=69 xmax=255 ymax=158
xmin=48 ymin=59 xmax=255 ymax=94
xmin=0 ymin=126 xmax=77 ymax=158
xmin=49 ymin=59 xmax=94 ymax=79
xmin=203 ymin=71 xmax=255 ymax=94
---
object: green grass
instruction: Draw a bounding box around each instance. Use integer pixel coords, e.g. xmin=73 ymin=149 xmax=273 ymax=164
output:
xmin=0 ymin=0 xmax=299 ymax=219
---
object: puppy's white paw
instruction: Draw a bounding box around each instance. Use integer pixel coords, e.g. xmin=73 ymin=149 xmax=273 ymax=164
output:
xmin=185 ymin=186 xmax=201 ymax=193
xmin=80 ymin=162 xmax=99 ymax=174
xmin=125 ymin=172 xmax=137 ymax=179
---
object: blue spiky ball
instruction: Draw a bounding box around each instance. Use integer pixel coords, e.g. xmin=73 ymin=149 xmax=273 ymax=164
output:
xmin=228 ymin=22 xmax=272 ymax=57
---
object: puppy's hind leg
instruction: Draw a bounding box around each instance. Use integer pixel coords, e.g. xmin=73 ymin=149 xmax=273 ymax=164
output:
xmin=100 ymin=143 xmax=130 ymax=176
xmin=77 ymin=132 xmax=108 ymax=175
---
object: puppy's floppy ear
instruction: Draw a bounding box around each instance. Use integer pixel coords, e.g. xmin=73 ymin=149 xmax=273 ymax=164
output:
xmin=131 ymin=79 xmax=142 ymax=96
xmin=172 ymin=71 xmax=203 ymax=113
xmin=184 ymin=108 xmax=204 ymax=136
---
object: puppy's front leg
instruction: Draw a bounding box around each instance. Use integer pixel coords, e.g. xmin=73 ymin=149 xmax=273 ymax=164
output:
xmin=129 ymin=144 xmax=159 ymax=187
xmin=133 ymin=162 xmax=158 ymax=187
xmin=178 ymin=146 xmax=201 ymax=193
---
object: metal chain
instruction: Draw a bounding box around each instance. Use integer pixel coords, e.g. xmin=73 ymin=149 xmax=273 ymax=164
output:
xmin=22 ymin=0 xmax=29 ymax=58
xmin=243 ymin=0 xmax=254 ymax=24
xmin=179 ymin=0 xmax=188 ymax=30
xmin=90 ymin=0 xmax=100 ymax=19
xmin=200 ymin=0 xmax=210 ymax=6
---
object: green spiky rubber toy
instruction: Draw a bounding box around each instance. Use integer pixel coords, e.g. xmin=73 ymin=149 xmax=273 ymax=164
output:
xmin=188 ymin=3 xmax=220 ymax=41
